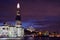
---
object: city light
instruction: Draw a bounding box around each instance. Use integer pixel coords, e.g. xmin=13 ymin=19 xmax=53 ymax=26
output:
xmin=17 ymin=3 xmax=20 ymax=8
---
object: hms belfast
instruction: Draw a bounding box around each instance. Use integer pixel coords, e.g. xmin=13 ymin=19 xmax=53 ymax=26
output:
xmin=0 ymin=2 xmax=24 ymax=37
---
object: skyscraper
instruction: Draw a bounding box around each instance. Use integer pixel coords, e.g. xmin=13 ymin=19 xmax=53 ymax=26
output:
xmin=15 ymin=2 xmax=24 ymax=37
xmin=15 ymin=3 xmax=21 ymax=27
xmin=0 ymin=0 xmax=24 ymax=38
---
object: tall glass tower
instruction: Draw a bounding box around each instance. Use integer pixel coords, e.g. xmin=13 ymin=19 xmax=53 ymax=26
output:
xmin=15 ymin=2 xmax=24 ymax=37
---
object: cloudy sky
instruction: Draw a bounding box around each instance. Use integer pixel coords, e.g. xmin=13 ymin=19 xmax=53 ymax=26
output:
xmin=0 ymin=0 xmax=60 ymax=32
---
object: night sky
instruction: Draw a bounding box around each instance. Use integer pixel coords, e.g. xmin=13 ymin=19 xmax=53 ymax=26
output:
xmin=0 ymin=0 xmax=60 ymax=32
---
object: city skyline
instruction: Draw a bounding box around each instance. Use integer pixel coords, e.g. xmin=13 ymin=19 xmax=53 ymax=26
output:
xmin=0 ymin=0 xmax=60 ymax=32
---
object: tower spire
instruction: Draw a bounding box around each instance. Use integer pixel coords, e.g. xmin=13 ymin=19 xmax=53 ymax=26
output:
xmin=15 ymin=2 xmax=21 ymax=25
xmin=16 ymin=0 xmax=20 ymax=9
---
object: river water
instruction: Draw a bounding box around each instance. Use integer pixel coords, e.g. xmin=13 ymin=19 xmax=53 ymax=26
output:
xmin=0 ymin=36 xmax=60 ymax=40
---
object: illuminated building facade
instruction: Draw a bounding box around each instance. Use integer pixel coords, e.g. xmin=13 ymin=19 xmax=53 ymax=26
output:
xmin=0 ymin=2 xmax=24 ymax=37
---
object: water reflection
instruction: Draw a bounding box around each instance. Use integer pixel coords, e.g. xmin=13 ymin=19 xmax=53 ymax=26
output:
xmin=0 ymin=37 xmax=60 ymax=40
xmin=24 ymin=36 xmax=60 ymax=40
